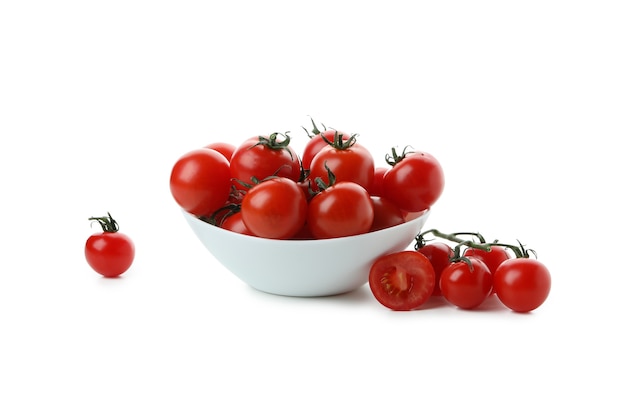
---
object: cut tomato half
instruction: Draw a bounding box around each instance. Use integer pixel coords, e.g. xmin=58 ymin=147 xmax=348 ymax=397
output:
xmin=368 ymin=251 xmax=435 ymax=311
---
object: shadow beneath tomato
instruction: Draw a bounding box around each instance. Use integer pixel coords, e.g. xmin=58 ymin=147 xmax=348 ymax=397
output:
xmin=465 ymin=294 xmax=509 ymax=312
xmin=415 ymin=295 xmax=450 ymax=310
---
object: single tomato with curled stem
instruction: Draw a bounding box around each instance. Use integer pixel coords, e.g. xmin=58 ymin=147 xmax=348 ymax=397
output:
xmin=230 ymin=132 xmax=301 ymax=191
xmin=308 ymin=132 xmax=374 ymax=193
xmin=369 ymin=251 xmax=436 ymax=311
xmin=382 ymin=146 xmax=444 ymax=213
xmin=85 ymin=212 xmax=135 ymax=278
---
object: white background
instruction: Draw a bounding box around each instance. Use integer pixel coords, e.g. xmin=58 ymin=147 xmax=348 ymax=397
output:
xmin=1 ymin=1 xmax=625 ymax=415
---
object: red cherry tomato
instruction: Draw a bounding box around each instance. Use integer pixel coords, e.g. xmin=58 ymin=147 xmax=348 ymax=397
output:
xmin=369 ymin=166 xmax=388 ymax=197
xmin=85 ymin=213 xmax=135 ymax=278
xmin=301 ymin=129 xmax=350 ymax=171
xmin=370 ymin=196 xmax=404 ymax=232
xmin=241 ymin=177 xmax=308 ymax=239
xmin=205 ymin=142 xmax=236 ymax=161
xmin=369 ymin=251 xmax=436 ymax=311
xmin=308 ymin=137 xmax=374 ymax=193
xmin=220 ymin=211 xmax=253 ymax=235
xmin=382 ymin=150 xmax=445 ymax=212
xmin=440 ymin=257 xmax=493 ymax=309
xmin=416 ymin=242 xmax=454 ymax=296
xmin=230 ymin=133 xmax=301 ymax=189
xmin=464 ymin=245 xmax=511 ymax=294
xmin=494 ymin=258 xmax=551 ymax=312
xmin=464 ymin=246 xmax=511 ymax=276
xmin=169 ymin=148 xmax=231 ymax=217
xmin=307 ymin=181 xmax=374 ymax=239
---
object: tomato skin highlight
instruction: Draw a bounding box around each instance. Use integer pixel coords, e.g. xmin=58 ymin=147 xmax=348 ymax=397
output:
xmin=440 ymin=257 xmax=493 ymax=309
xmin=369 ymin=251 xmax=436 ymax=311
xmin=307 ymin=182 xmax=374 ymax=239
xmin=382 ymin=152 xmax=444 ymax=212
xmin=241 ymin=177 xmax=308 ymax=239
xmin=169 ymin=148 xmax=231 ymax=217
xmin=494 ymin=258 xmax=551 ymax=312
xmin=85 ymin=232 xmax=135 ymax=278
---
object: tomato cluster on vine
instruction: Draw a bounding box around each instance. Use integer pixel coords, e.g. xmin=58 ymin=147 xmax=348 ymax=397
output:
xmin=368 ymin=230 xmax=551 ymax=313
xmin=169 ymin=118 xmax=445 ymax=240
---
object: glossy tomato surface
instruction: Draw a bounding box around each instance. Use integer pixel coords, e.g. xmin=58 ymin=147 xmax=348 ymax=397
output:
xmin=169 ymin=148 xmax=231 ymax=217
xmin=241 ymin=177 xmax=308 ymax=239
xmin=440 ymin=257 xmax=493 ymax=309
xmin=85 ymin=232 xmax=135 ymax=278
xmin=308 ymin=142 xmax=374 ymax=192
xmin=382 ymin=151 xmax=444 ymax=212
xmin=230 ymin=135 xmax=300 ymax=188
xmin=494 ymin=258 xmax=551 ymax=312
xmin=307 ymin=181 xmax=374 ymax=239
xmin=369 ymin=251 xmax=435 ymax=311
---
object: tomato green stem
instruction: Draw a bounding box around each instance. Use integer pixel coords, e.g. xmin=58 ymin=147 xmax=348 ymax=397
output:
xmin=418 ymin=229 xmax=492 ymax=252
xmin=322 ymin=130 xmax=358 ymax=149
xmin=385 ymin=145 xmax=415 ymax=166
xmin=417 ymin=229 xmax=534 ymax=259
xmin=302 ymin=116 xmax=326 ymax=138
xmin=88 ymin=212 xmax=119 ymax=233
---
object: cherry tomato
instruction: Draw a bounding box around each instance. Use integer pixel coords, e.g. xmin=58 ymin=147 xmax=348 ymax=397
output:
xmin=220 ymin=211 xmax=253 ymax=235
xmin=307 ymin=182 xmax=374 ymax=239
xmin=494 ymin=258 xmax=551 ymax=312
xmin=382 ymin=150 xmax=445 ymax=212
xmin=301 ymin=129 xmax=350 ymax=171
xmin=369 ymin=166 xmax=388 ymax=197
xmin=170 ymin=148 xmax=231 ymax=217
xmin=241 ymin=177 xmax=308 ymax=239
xmin=464 ymin=246 xmax=511 ymax=276
xmin=230 ymin=133 xmax=300 ymax=189
xmin=440 ymin=257 xmax=493 ymax=309
xmin=308 ymin=137 xmax=375 ymax=193
xmin=370 ymin=196 xmax=404 ymax=232
xmin=416 ymin=242 xmax=453 ymax=296
xmin=205 ymin=142 xmax=236 ymax=161
xmin=85 ymin=213 xmax=135 ymax=278
xmin=369 ymin=251 xmax=436 ymax=311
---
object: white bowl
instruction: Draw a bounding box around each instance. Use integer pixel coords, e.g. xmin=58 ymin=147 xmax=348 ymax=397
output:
xmin=181 ymin=209 xmax=430 ymax=297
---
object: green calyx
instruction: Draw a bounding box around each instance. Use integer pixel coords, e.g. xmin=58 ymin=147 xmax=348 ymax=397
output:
xmin=254 ymin=132 xmax=295 ymax=160
xmin=302 ymin=116 xmax=326 ymax=138
xmin=385 ymin=145 xmax=415 ymax=166
xmin=89 ymin=212 xmax=120 ymax=233
xmin=322 ymin=129 xmax=358 ymax=150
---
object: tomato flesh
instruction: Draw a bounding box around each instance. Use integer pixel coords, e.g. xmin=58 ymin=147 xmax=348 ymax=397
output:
xmin=369 ymin=251 xmax=435 ymax=311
